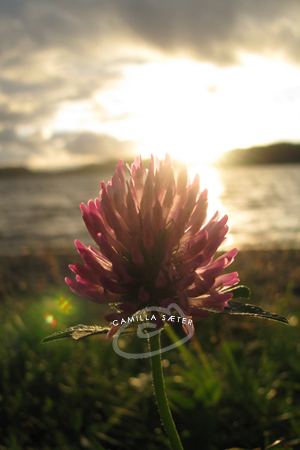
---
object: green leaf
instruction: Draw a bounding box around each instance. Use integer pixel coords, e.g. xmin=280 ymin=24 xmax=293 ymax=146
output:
xmin=265 ymin=439 xmax=286 ymax=449
xmin=224 ymin=448 xmax=247 ymax=450
xmin=224 ymin=285 xmax=251 ymax=299
xmin=41 ymin=324 xmax=111 ymax=343
xmin=201 ymin=301 xmax=289 ymax=324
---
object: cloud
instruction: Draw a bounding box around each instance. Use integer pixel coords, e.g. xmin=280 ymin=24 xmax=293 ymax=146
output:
xmin=0 ymin=0 xmax=300 ymax=167
xmin=0 ymin=126 xmax=137 ymax=168
xmin=0 ymin=127 xmax=20 ymax=143
xmin=65 ymin=132 xmax=137 ymax=158
xmin=1 ymin=0 xmax=300 ymax=65
xmin=0 ymin=127 xmax=41 ymax=166
xmin=116 ymin=0 xmax=300 ymax=65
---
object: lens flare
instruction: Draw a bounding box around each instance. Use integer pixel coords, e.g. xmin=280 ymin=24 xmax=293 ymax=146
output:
xmin=55 ymin=296 xmax=74 ymax=314
xmin=44 ymin=313 xmax=57 ymax=326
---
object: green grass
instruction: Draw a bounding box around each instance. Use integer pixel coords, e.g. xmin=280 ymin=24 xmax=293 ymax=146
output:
xmin=1 ymin=250 xmax=300 ymax=450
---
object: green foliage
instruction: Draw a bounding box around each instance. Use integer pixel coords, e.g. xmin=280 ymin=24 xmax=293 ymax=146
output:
xmin=225 ymin=285 xmax=251 ymax=299
xmin=0 ymin=287 xmax=299 ymax=450
xmin=200 ymin=284 xmax=289 ymax=324
xmin=222 ymin=300 xmax=289 ymax=323
xmin=42 ymin=324 xmax=110 ymax=343
xmin=41 ymin=285 xmax=288 ymax=346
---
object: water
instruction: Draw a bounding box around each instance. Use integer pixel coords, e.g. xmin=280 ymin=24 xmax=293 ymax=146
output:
xmin=1 ymin=164 xmax=300 ymax=255
xmin=216 ymin=164 xmax=300 ymax=249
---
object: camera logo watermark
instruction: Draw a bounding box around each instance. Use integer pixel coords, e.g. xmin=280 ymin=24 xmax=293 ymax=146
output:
xmin=112 ymin=303 xmax=194 ymax=359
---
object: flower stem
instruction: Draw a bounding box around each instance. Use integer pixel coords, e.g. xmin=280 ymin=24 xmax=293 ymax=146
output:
xmin=148 ymin=332 xmax=184 ymax=450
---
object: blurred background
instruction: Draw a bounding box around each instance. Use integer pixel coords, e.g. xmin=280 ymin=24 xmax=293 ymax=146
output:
xmin=1 ymin=1 xmax=300 ymax=449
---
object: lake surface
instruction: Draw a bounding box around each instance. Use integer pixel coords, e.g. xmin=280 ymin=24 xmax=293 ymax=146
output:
xmin=1 ymin=164 xmax=300 ymax=255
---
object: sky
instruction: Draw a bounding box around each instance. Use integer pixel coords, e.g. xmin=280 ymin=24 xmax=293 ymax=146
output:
xmin=1 ymin=0 xmax=300 ymax=169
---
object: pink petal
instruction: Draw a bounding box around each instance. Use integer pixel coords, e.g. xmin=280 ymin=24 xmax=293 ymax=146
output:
xmin=142 ymin=212 xmax=154 ymax=250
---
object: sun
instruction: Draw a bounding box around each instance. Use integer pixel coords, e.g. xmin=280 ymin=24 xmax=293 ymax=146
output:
xmin=49 ymin=56 xmax=300 ymax=167
xmin=96 ymin=57 xmax=300 ymax=163
xmin=88 ymin=60 xmax=229 ymax=164
xmin=96 ymin=60 xmax=227 ymax=164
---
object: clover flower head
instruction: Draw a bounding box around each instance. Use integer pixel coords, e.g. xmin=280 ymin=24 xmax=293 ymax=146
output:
xmin=66 ymin=154 xmax=239 ymax=340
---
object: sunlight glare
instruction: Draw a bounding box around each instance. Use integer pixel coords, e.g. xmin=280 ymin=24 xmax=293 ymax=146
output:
xmin=188 ymin=164 xmax=234 ymax=249
xmin=97 ymin=60 xmax=224 ymax=164
xmin=188 ymin=165 xmax=225 ymax=219
xmin=52 ymin=102 xmax=95 ymax=132
xmin=96 ymin=57 xmax=300 ymax=164
xmin=48 ymin=56 xmax=300 ymax=168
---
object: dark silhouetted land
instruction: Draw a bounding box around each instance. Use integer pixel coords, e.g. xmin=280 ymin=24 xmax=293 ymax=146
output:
xmin=1 ymin=142 xmax=300 ymax=180
xmin=215 ymin=142 xmax=300 ymax=166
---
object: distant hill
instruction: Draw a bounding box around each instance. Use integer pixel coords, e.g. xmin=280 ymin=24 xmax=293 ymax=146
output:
xmin=1 ymin=143 xmax=300 ymax=178
xmin=215 ymin=142 xmax=300 ymax=166
xmin=0 ymin=167 xmax=35 ymax=178
xmin=0 ymin=161 xmax=119 ymax=179
xmin=0 ymin=157 xmax=184 ymax=178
